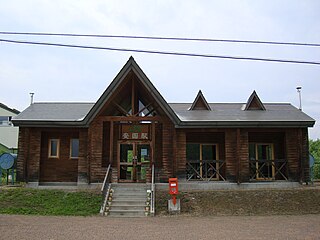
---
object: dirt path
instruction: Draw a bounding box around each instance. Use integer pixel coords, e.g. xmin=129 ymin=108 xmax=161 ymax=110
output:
xmin=1 ymin=214 xmax=320 ymax=240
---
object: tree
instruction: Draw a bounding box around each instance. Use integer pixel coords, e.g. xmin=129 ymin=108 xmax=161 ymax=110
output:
xmin=310 ymin=139 xmax=320 ymax=180
xmin=309 ymin=139 xmax=320 ymax=162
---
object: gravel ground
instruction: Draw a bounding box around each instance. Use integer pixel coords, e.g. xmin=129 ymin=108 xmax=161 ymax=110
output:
xmin=1 ymin=214 xmax=320 ymax=240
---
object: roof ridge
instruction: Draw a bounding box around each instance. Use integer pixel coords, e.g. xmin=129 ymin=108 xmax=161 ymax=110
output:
xmin=33 ymin=102 xmax=95 ymax=104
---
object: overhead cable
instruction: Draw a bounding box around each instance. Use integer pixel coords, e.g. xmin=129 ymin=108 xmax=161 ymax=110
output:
xmin=0 ymin=31 xmax=319 ymax=47
xmin=0 ymin=38 xmax=319 ymax=65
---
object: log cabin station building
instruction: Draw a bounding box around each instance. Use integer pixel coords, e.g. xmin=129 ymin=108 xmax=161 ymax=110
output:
xmin=13 ymin=57 xmax=315 ymax=189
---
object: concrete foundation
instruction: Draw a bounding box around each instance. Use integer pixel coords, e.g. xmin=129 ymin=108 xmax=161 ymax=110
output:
xmin=25 ymin=181 xmax=301 ymax=190
xmin=168 ymin=199 xmax=180 ymax=213
xmin=156 ymin=181 xmax=301 ymax=191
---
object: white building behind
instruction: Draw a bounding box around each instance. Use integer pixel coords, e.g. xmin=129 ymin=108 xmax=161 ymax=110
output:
xmin=0 ymin=103 xmax=20 ymax=149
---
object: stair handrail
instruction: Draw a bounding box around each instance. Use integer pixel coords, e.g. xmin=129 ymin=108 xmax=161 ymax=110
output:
xmin=150 ymin=163 xmax=155 ymax=216
xmin=100 ymin=164 xmax=112 ymax=215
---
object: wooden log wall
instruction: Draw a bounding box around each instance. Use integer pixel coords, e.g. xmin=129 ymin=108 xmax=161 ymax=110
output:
xmin=285 ymin=129 xmax=300 ymax=181
xmin=301 ymin=128 xmax=310 ymax=182
xmin=154 ymin=122 xmax=163 ymax=181
xmin=16 ymin=123 xmax=311 ymax=184
xmin=160 ymin=118 xmax=174 ymax=182
xmin=16 ymin=127 xmax=29 ymax=182
xmin=238 ymin=129 xmax=249 ymax=182
xmin=175 ymin=129 xmax=186 ymax=179
xmin=88 ymin=117 xmax=105 ymax=183
xmin=78 ymin=129 xmax=88 ymax=183
xmin=40 ymin=130 xmax=79 ymax=182
xmin=225 ymin=130 xmax=237 ymax=182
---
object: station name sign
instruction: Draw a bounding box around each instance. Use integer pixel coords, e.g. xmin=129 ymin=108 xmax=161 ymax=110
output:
xmin=120 ymin=124 xmax=150 ymax=140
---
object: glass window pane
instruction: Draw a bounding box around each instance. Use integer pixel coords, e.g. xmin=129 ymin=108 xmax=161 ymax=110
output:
xmin=70 ymin=139 xmax=79 ymax=158
xmin=186 ymin=144 xmax=200 ymax=160
xmin=249 ymin=144 xmax=256 ymax=160
xmin=137 ymin=144 xmax=150 ymax=163
xmin=202 ymin=145 xmax=216 ymax=160
xmin=49 ymin=139 xmax=59 ymax=157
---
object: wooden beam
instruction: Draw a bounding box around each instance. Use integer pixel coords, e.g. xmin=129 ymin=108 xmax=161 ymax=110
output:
xmin=131 ymin=78 xmax=135 ymax=115
xmin=109 ymin=121 xmax=114 ymax=166
xmin=98 ymin=116 xmax=162 ymax=122
xmin=134 ymin=103 xmax=152 ymax=116
xmin=152 ymin=121 xmax=156 ymax=167
xmin=298 ymin=128 xmax=303 ymax=183
xmin=173 ymin=128 xmax=177 ymax=177
xmin=113 ymin=102 xmax=129 ymax=116
xmin=236 ymin=128 xmax=240 ymax=184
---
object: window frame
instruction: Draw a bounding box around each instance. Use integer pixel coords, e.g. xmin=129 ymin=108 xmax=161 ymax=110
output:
xmin=249 ymin=143 xmax=275 ymax=180
xmin=48 ymin=139 xmax=60 ymax=158
xmin=70 ymin=138 xmax=80 ymax=159
xmin=186 ymin=143 xmax=219 ymax=180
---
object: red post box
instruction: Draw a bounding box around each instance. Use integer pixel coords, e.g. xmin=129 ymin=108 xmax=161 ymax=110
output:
xmin=169 ymin=178 xmax=178 ymax=205
xmin=169 ymin=178 xmax=178 ymax=195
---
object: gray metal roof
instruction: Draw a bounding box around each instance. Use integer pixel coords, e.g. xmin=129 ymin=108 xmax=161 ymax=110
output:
xmin=13 ymin=101 xmax=315 ymax=128
xmin=13 ymin=102 xmax=94 ymax=122
xmin=169 ymin=103 xmax=315 ymax=127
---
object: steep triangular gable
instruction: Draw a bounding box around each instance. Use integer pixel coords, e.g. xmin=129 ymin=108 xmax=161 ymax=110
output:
xmin=83 ymin=56 xmax=180 ymax=125
xmin=190 ymin=90 xmax=211 ymax=110
xmin=245 ymin=91 xmax=266 ymax=110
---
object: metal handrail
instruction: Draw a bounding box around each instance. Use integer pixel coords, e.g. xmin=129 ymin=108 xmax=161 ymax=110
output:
xmin=99 ymin=164 xmax=112 ymax=215
xmin=150 ymin=164 xmax=155 ymax=216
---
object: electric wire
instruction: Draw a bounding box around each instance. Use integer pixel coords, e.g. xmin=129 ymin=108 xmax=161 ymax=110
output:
xmin=0 ymin=31 xmax=319 ymax=47
xmin=1 ymin=38 xmax=319 ymax=65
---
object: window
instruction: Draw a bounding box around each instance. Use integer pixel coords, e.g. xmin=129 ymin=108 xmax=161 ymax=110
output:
xmin=249 ymin=143 xmax=274 ymax=180
xmin=70 ymin=139 xmax=79 ymax=158
xmin=186 ymin=143 xmax=220 ymax=180
xmin=48 ymin=139 xmax=60 ymax=158
xmin=0 ymin=116 xmax=11 ymax=126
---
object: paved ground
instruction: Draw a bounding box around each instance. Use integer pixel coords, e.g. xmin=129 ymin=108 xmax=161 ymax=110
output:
xmin=1 ymin=214 xmax=320 ymax=240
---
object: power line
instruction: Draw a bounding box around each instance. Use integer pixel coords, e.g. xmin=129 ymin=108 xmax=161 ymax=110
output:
xmin=1 ymin=38 xmax=319 ymax=65
xmin=0 ymin=31 xmax=319 ymax=47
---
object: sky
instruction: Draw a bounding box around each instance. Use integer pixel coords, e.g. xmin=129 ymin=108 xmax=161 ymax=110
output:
xmin=0 ymin=0 xmax=319 ymax=139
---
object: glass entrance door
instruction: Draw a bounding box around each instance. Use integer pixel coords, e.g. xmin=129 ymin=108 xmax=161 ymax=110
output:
xmin=119 ymin=143 xmax=151 ymax=182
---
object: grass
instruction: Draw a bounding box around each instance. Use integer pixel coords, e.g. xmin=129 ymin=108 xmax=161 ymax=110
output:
xmin=156 ymin=188 xmax=320 ymax=216
xmin=0 ymin=188 xmax=101 ymax=216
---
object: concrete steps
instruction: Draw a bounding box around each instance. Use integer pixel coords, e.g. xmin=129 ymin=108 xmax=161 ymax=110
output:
xmin=105 ymin=183 xmax=151 ymax=217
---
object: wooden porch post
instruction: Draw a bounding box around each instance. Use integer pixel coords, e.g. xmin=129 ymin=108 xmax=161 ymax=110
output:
xmin=236 ymin=128 xmax=241 ymax=184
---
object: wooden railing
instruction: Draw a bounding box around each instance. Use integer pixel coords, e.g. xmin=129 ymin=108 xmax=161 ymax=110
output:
xmin=99 ymin=164 xmax=112 ymax=215
xmin=150 ymin=164 xmax=155 ymax=216
xmin=249 ymin=159 xmax=288 ymax=181
xmin=186 ymin=159 xmax=225 ymax=181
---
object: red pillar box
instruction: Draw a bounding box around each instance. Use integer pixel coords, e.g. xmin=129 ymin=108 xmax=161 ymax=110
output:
xmin=168 ymin=178 xmax=180 ymax=213
xmin=169 ymin=178 xmax=178 ymax=196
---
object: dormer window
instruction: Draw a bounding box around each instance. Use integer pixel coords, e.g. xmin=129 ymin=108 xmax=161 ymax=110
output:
xmin=190 ymin=90 xmax=211 ymax=110
xmin=245 ymin=91 xmax=266 ymax=111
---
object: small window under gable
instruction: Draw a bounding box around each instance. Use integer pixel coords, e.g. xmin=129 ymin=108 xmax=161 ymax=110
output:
xmin=245 ymin=91 xmax=266 ymax=111
xmin=190 ymin=90 xmax=211 ymax=110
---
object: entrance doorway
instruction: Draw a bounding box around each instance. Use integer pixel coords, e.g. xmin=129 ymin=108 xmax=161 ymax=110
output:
xmin=118 ymin=142 xmax=151 ymax=182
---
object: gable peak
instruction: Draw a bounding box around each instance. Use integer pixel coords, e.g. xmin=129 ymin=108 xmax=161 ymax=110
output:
xmin=245 ymin=90 xmax=266 ymax=111
xmin=190 ymin=90 xmax=211 ymax=110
